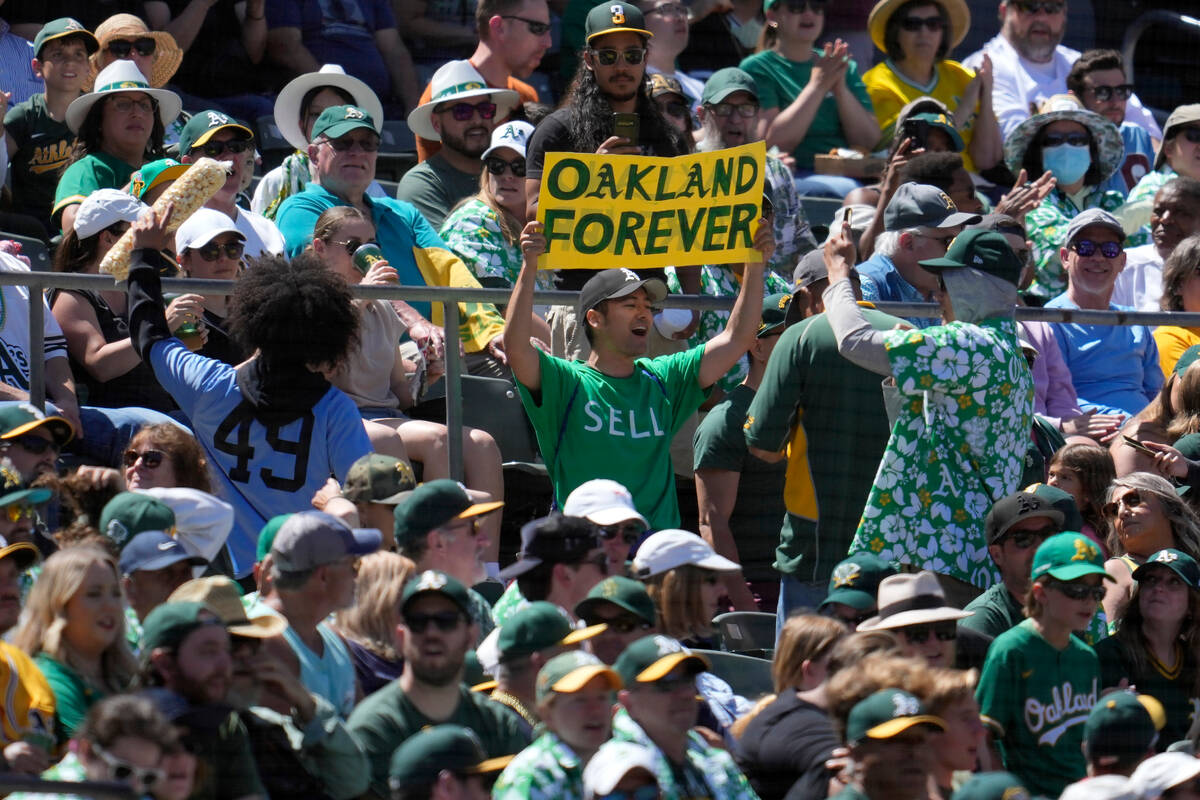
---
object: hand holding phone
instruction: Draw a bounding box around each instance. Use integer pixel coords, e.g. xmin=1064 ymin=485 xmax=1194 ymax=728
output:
xmin=612 ymin=112 xmax=640 ymax=146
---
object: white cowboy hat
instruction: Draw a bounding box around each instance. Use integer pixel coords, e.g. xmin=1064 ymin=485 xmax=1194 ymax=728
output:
xmin=855 ymin=571 xmax=973 ymax=631
xmin=273 ymin=64 xmax=384 ymax=151
xmin=406 ymin=60 xmax=520 ymax=142
xmin=66 ymin=59 xmax=182 ymax=133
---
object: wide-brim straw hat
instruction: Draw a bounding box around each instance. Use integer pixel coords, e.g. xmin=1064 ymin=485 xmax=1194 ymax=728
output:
xmin=407 ymin=59 xmax=520 ymax=142
xmin=66 ymin=59 xmax=183 ymax=133
xmin=87 ymin=14 xmax=182 ymax=90
xmin=274 ymin=64 xmax=385 ymax=151
xmin=868 ymin=0 xmax=970 ymax=54
xmin=1003 ymin=94 xmax=1124 ymax=182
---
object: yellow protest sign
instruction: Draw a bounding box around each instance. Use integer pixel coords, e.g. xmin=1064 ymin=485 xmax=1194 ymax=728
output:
xmin=536 ymin=141 xmax=766 ymax=271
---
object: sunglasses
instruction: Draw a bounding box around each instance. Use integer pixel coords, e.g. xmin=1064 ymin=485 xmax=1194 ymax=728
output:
xmin=405 ymin=610 xmax=465 ymax=633
xmin=500 ymin=14 xmax=551 ymax=34
xmin=110 ymin=96 xmax=155 ymax=115
xmin=323 ymin=135 xmax=381 ymax=152
xmin=1049 ymin=581 xmax=1107 ymax=602
xmin=332 ymin=237 xmax=379 ymax=255
xmin=1104 ymin=490 xmax=1148 ymax=517
xmin=599 ymin=786 xmax=661 ymax=800
xmin=1001 ymin=527 xmax=1057 ymax=549
xmin=597 ymin=522 xmax=643 ymax=545
xmin=899 ymin=14 xmax=944 ymax=31
xmin=3 ymin=502 xmax=34 ymax=523
xmin=123 ymin=449 xmax=165 ymax=469
xmin=92 ymin=744 xmax=165 ymax=793
xmin=485 ymin=156 xmax=526 ymax=177
xmin=585 ymin=614 xmax=652 ymax=634
xmin=194 ymin=138 xmax=254 ymax=158
xmin=648 ymin=673 xmax=695 ymax=693
xmin=192 ymin=241 xmax=245 ymax=262
xmin=709 ymin=101 xmax=759 ymax=118
xmin=1041 ymin=132 xmax=1090 ymax=148
xmin=438 ymin=101 xmax=498 ymax=121
xmin=1084 ymin=83 xmax=1134 ymax=102
xmin=899 ymin=621 xmax=957 ymax=643
xmin=1173 ymin=128 xmax=1200 ymax=144
xmin=660 ymin=101 xmax=689 ymax=119
xmin=780 ymin=0 xmax=827 ymax=12
xmin=1071 ymin=239 xmax=1122 ymax=259
xmin=5 ymin=435 xmax=58 ymax=455
xmin=591 ymin=47 xmax=647 ymax=66
xmin=1011 ymin=0 xmax=1064 ymax=12
xmin=106 ymin=37 xmax=157 ymax=58
xmin=820 ymin=605 xmax=874 ymax=627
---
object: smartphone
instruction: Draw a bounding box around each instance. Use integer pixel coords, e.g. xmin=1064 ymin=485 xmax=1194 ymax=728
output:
xmin=1122 ymin=435 xmax=1157 ymax=456
xmin=901 ymin=117 xmax=930 ymax=149
xmin=612 ymin=112 xmax=640 ymax=146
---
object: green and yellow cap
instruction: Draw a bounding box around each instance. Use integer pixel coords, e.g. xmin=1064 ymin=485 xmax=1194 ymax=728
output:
xmin=129 ymin=158 xmax=188 ymax=201
xmin=497 ymin=601 xmax=607 ymax=662
xmin=536 ymin=650 xmax=622 ymax=702
xmin=575 ymin=575 xmax=657 ymax=624
xmin=388 ymin=725 xmax=513 ymax=791
xmin=845 ymin=688 xmax=946 ymax=744
xmin=585 ymin=1 xmax=652 ymax=42
xmin=1030 ymin=532 xmax=1113 ymax=582
xmin=613 ymin=634 xmax=708 ymax=686
xmin=33 ymin=18 xmax=98 ymax=59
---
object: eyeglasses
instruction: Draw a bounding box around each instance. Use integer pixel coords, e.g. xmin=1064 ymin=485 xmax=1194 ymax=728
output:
xmin=321 ymin=135 xmax=381 ymax=153
xmin=91 ymin=744 xmax=165 ymax=793
xmin=709 ymin=101 xmax=759 ymax=118
xmin=5 ymin=435 xmax=58 ymax=455
xmin=585 ymin=614 xmax=652 ymax=634
xmin=780 ymin=0 xmax=827 ymax=12
xmin=597 ymin=521 xmax=643 ymax=545
xmin=194 ymin=138 xmax=254 ymax=158
xmin=1049 ymin=581 xmax=1107 ymax=602
xmin=599 ymin=786 xmax=662 ymax=800
xmin=646 ymin=2 xmax=687 ymax=15
xmin=3 ymin=502 xmax=34 ymax=523
xmin=1011 ymin=0 xmax=1064 ymax=13
xmin=1041 ymin=132 xmax=1090 ymax=148
xmin=123 ymin=449 xmax=165 ymax=469
xmin=331 ymin=237 xmax=379 ymax=255
xmin=1172 ymin=127 xmax=1200 ymax=144
xmin=192 ymin=241 xmax=245 ymax=262
xmin=106 ymin=37 xmax=157 ymax=58
xmin=500 ymin=14 xmax=551 ymax=34
xmin=899 ymin=14 xmax=945 ymax=31
xmin=1084 ymin=83 xmax=1134 ymax=102
xmin=485 ymin=156 xmax=526 ymax=177
xmin=1001 ymin=526 xmax=1057 ymax=549
xmin=437 ymin=101 xmax=498 ymax=121
xmin=405 ymin=610 xmax=466 ymax=633
xmin=899 ymin=621 xmax=957 ymax=643
xmin=590 ymin=47 xmax=647 ymax=66
xmin=109 ymin=96 xmax=155 ymax=115
xmin=659 ymin=101 xmax=689 ymax=119
xmin=820 ymin=606 xmax=875 ymax=627
xmin=1071 ymin=239 xmax=1122 ymax=259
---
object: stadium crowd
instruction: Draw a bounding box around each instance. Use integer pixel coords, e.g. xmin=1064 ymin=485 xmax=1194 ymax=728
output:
xmin=0 ymin=0 xmax=1192 ymax=798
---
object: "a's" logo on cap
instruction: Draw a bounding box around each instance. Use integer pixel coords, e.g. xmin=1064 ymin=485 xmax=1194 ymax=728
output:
xmin=345 ymin=107 xmax=366 ymax=119
xmin=206 ymin=111 xmax=230 ymax=127
xmin=610 ymin=4 xmax=626 ymax=23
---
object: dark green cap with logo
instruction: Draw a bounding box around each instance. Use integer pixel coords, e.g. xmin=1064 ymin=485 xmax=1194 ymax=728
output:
xmin=820 ymin=553 xmax=898 ymax=612
xmin=34 ymin=18 xmax=98 ymax=59
xmin=1026 ymin=484 xmax=1085 ymax=532
xmin=701 ymin=67 xmax=758 ymax=105
xmin=0 ymin=404 xmax=73 ymax=446
xmin=535 ymin=650 xmax=621 ymax=702
xmin=141 ymin=601 xmax=226 ymax=654
xmin=100 ymin=492 xmax=176 ymax=551
xmin=613 ymin=634 xmax=708 ymax=686
xmin=758 ymin=293 xmax=799 ymax=338
xmin=497 ymin=601 xmax=607 ymax=662
xmin=1030 ymin=532 xmax=1113 ymax=582
xmin=920 ymin=228 xmax=1024 ymax=287
xmin=908 ymin=112 xmax=964 ymax=151
xmin=1133 ymin=548 xmax=1200 ymax=588
xmin=178 ymin=110 xmax=253 ymax=155
xmin=393 ymin=479 xmax=504 ymax=550
xmin=575 ymin=575 xmax=657 ymax=624
xmin=311 ymin=105 xmax=378 ymax=142
xmin=1083 ymin=691 xmax=1158 ymax=765
xmin=1175 ymin=344 xmax=1200 ymax=376
xmin=949 ymin=772 xmax=1031 ymax=800
xmin=400 ymin=570 xmax=472 ymax=617
xmin=845 ymin=688 xmax=946 ymax=744
xmin=342 ymin=454 xmax=417 ymax=505
xmin=585 ymin=1 xmax=652 ymax=42
xmin=388 ymin=725 xmax=513 ymax=791
xmin=130 ymin=158 xmax=188 ymax=201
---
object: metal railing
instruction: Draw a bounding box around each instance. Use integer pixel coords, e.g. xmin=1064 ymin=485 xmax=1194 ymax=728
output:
xmin=7 ymin=269 xmax=1200 ymax=479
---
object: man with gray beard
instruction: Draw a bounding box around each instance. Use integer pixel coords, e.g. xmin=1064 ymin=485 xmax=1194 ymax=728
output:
xmin=347 ymin=570 xmax=531 ymax=799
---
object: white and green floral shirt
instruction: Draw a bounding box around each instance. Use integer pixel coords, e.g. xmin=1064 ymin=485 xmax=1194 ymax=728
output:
xmin=440 ymin=198 xmax=556 ymax=292
xmin=493 ymin=731 xmax=584 ymax=800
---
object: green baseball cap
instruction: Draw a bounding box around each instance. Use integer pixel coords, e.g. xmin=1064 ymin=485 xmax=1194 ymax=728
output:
xmin=1083 ymin=691 xmax=1158 ymax=765
xmin=257 ymin=514 xmax=292 ymax=562
xmin=0 ymin=405 xmax=74 ymax=446
xmin=1133 ymin=548 xmax=1200 ymax=588
xmin=535 ymin=650 xmax=622 ymax=703
xmin=393 ymin=479 xmax=504 ymax=550
xmin=141 ymin=601 xmax=227 ymax=654
xmin=1026 ymin=484 xmax=1085 ymax=532
xmin=1030 ymin=532 xmax=1114 ymax=582
xmin=497 ymin=601 xmax=607 ymax=662
xmin=920 ymin=228 xmax=1024 ymax=288
xmin=820 ymin=553 xmax=898 ymax=612
xmin=388 ymin=725 xmax=513 ymax=791
xmin=129 ymin=158 xmax=188 ymax=201
xmin=949 ymin=772 xmax=1031 ymax=800
xmin=0 ymin=486 xmax=51 ymax=510
xmin=575 ymin=575 xmax=657 ymax=624
xmin=342 ymin=454 xmax=417 ymax=505
xmin=400 ymin=570 xmax=472 ymax=617
xmin=99 ymin=492 xmax=177 ymax=551
xmin=613 ymin=634 xmax=708 ymax=686
xmin=584 ymin=1 xmax=652 ymax=43
xmin=1177 ymin=433 xmax=1200 ymax=461
xmin=1175 ymin=344 xmax=1200 ymax=375
xmin=178 ymin=110 xmax=254 ymax=155
xmin=907 ymin=112 xmax=965 ymax=151
xmin=845 ymin=688 xmax=946 ymax=745
xmin=758 ymin=293 xmax=798 ymax=338
xmin=33 ymin=18 xmax=98 ymax=59
xmin=701 ymin=67 xmax=758 ymax=105
xmin=311 ymin=105 xmax=378 ymax=142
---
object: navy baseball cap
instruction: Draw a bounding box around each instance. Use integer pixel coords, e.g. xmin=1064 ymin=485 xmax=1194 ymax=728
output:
xmin=119 ymin=531 xmax=207 ymax=576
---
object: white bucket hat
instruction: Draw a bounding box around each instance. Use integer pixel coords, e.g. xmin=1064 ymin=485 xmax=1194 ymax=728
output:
xmin=273 ymin=64 xmax=384 ymax=151
xmin=632 ymin=529 xmax=739 ymax=579
xmin=563 ymin=478 xmax=647 ymax=528
xmin=583 ymin=741 xmax=659 ymax=798
xmin=74 ymin=188 xmax=147 ymax=238
xmin=855 ymin=571 xmax=973 ymax=631
xmin=174 ymin=208 xmax=244 ymax=253
xmin=406 ymin=60 xmax=520 ymax=142
xmin=482 ymin=120 xmax=535 ymax=161
xmin=66 ymin=59 xmax=182 ymax=133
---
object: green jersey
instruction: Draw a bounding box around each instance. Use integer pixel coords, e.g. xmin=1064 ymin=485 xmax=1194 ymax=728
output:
xmin=346 ymin=682 xmax=530 ymax=797
xmin=516 ymin=345 xmax=710 ymax=530
xmin=493 ymin=731 xmax=585 ymax=800
xmin=4 ymin=94 xmax=75 ymax=225
xmin=743 ymin=308 xmax=901 ymax=581
xmin=52 ymin=152 xmax=138 ymax=230
xmin=976 ymin=619 xmax=1098 ymax=797
xmin=1095 ymin=635 xmax=1200 ymax=749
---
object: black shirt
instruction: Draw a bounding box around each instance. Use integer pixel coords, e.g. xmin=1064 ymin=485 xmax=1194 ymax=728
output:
xmin=736 ymin=692 xmax=838 ymax=800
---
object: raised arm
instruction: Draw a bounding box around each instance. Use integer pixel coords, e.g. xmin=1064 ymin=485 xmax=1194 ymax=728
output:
xmin=697 ymin=221 xmax=771 ymax=388
xmin=501 ymin=221 xmax=545 ymax=392
xmin=821 ymin=221 xmax=892 ymax=375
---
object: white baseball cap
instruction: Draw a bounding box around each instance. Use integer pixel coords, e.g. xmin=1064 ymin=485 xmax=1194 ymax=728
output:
xmin=1129 ymin=752 xmax=1200 ymax=798
xmin=482 ymin=120 xmax=535 ymax=161
xmin=74 ymin=188 xmax=146 ymax=239
xmin=582 ymin=740 xmax=659 ymax=798
xmin=563 ymin=479 xmax=648 ymax=528
xmin=632 ymin=529 xmax=739 ymax=579
xmin=142 ymin=487 xmax=233 ymax=566
xmin=175 ymin=208 xmax=244 ymax=253
xmin=1059 ymin=775 xmax=1137 ymax=800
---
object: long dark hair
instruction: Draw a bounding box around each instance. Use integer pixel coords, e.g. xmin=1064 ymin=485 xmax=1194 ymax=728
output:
xmin=562 ymin=55 xmax=687 ymax=157
xmin=1111 ymin=567 xmax=1200 ymax=697
xmin=62 ymin=94 xmax=166 ymax=170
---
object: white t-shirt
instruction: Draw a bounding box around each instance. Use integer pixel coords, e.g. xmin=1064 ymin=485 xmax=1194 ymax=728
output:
xmin=1111 ymin=243 xmax=1163 ymax=312
xmin=0 ymin=251 xmax=67 ymax=393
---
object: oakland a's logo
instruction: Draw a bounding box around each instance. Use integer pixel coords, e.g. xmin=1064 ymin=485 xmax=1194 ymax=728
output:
xmin=610 ymin=4 xmax=626 ymax=23
xmin=619 ymin=268 xmax=639 ymax=282
xmin=832 ymin=562 xmax=861 ymax=588
xmin=891 ymin=692 xmax=920 ymax=717
xmin=206 ymin=111 xmax=230 ymax=127
xmin=415 ymin=570 xmax=448 ymax=590
xmin=345 ymin=107 xmax=366 ymax=120
xmin=1155 ymin=550 xmax=1179 ymax=564
xmin=1071 ymin=537 xmax=1098 ymax=562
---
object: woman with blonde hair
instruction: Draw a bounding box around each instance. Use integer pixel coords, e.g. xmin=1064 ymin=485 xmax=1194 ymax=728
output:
xmin=924 ymin=667 xmax=985 ymax=794
xmin=633 ymin=529 xmax=740 ymax=647
xmin=333 ymin=551 xmax=416 ymax=696
xmin=14 ymin=546 xmax=135 ymax=744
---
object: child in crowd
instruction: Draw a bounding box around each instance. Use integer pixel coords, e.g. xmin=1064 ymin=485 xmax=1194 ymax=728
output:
xmin=1047 ymin=442 xmax=1116 ymax=555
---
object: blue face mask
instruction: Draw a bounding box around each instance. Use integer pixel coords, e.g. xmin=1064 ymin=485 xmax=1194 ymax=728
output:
xmin=1042 ymin=143 xmax=1091 ymax=186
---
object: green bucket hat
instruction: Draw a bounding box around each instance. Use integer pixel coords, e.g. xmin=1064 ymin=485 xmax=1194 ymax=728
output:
xmin=388 ymin=725 xmax=513 ymax=791
xmin=257 ymin=514 xmax=292 ymax=562
xmin=1132 ymin=548 xmax=1200 ymax=589
xmin=574 ymin=575 xmax=657 ymax=624
xmin=129 ymin=158 xmax=188 ymax=201
xmin=33 ymin=18 xmax=98 ymax=59
xmin=141 ymin=601 xmax=226 ymax=654
xmin=701 ymin=67 xmax=758 ymax=105
xmin=400 ymin=570 xmax=472 ymax=617
xmin=820 ymin=553 xmax=898 ymax=612
xmin=613 ymin=634 xmax=708 ymax=687
xmin=845 ymin=688 xmax=946 ymax=745
xmin=949 ymin=772 xmax=1031 ymax=800
xmin=1030 ymin=532 xmax=1113 ymax=583
xmin=536 ymin=650 xmax=622 ymax=703
xmin=584 ymin=1 xmax=652 ymax=43
xmin=498 ymin=601 xmax=607 ymax=662
xmin=99 ymin=492 xmax=177 ymax=551
xmin=342 ymin=454 xmax=417 ymax=505
xmin=311 ymin=105 xmax=378 ymax=142
xmin=177 ymin=110 xmax=254 ymax=156
xmin=919 ymin=228 xmax=1025 ymax=287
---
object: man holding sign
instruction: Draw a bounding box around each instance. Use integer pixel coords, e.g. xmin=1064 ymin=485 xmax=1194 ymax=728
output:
xmin=504 ymin=219 xmax=773 ymax=530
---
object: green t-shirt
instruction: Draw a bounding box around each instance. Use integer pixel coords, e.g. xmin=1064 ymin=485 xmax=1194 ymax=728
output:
xmin=4 ymin=93 xmax=76 ymax=225
xmin=960 ymin=581 xmax=1023 ymax=639
xmin=516 ymin=345 xmax=710 ymax=530
xmin=1095 ymin=635 xmax=1199 ymax=749
xmin=33 ymin=654 xmax=104 ymax=746
xmin=737 ymin=49 xmax=875 ymax=170
xmin=743 ymin=308 xmax=901 ymax=581
xmin=396 ymin=154 xmax=484 ymax=230
xmin=976 ymin=619 xmax=1098 ymax=797
xmin=52 ymin=151 xmax=138 ymax=230
xmin=347 ymin=681 xmax=531 ymax=797
xmin=189 ymin=710 xmax=267 ymax=800
xmin=693 ymin=383 xmax=786 ymax=581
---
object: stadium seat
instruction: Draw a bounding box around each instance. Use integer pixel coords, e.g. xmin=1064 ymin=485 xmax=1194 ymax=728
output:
xmin=694 ymin=649 xmax=775 ymax=699
xmin=460 ymin=375 xmax=541 ymax=465
xmin=0 ymin=233 xmax=52 ymax=272
xmin=713 ymin=611 xmax=777 ymax=654
xmin=376 ymin=120 xmax=419 ymax=182
xmin=256 ymin=115 xmax=293 ymax=171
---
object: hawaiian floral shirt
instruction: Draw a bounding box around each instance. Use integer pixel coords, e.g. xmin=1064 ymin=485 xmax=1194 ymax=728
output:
xmin=440 ymin=198 xmax=556 ymax=292
xmin=493 ymin=731 xmax=584 ymax=800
